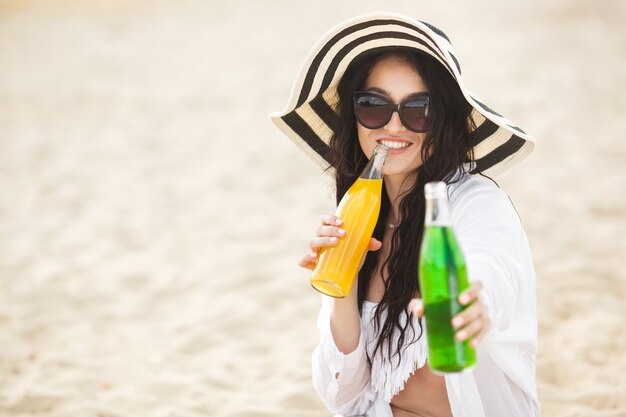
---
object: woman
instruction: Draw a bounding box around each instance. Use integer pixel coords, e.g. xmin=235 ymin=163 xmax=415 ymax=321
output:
xmin=271 ymin=12 xmax=538 ymax=417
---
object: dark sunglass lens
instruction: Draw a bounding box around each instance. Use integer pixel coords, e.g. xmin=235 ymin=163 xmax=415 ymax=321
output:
xmin=402 ymin=99 xmax=431 ymax=131
xmin=355 ymin=95 xmax=390 ymax=128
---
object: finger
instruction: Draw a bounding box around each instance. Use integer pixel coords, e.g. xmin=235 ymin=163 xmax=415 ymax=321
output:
xmin=455 ymin=313 xmax=485 ymax=342
xmin=451 ymin=301 xmax=482 ymax=329
xmin=298 ymin=252 xmax=318 ymax=271
xmin=471 ymin=315 xmax=491 ymax=347
xmin=320 ymin=214 xmax=343 ymax=226
xmin=316 ymin=225 xmax=347 ymax=238
xmin=458 ymin=281 xmax=483 ymax=305
xmin=308 ymin=236 xmax=340 ymax=251
xmin=367 ymin=238 xmax=382 ymax=252
xmin=408 ymin=298 xmax=424 ymax=317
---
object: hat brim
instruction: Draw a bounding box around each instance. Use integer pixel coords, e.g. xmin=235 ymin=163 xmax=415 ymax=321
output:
xmin=270 ymin=12 xmax=535 ymax=176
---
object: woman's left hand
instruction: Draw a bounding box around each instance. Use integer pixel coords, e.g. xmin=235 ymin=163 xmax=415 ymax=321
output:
xmin=409 ymin=281 xmax=491 ymax=348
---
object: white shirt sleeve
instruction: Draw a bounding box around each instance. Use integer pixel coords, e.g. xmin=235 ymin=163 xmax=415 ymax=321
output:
xmin=450 ymin=179 xmax=526 ymax=336
xmin=449 ymin=177 xmax=540 ymax=416
xmin=311 ymin=295 xmax=376 ymax=416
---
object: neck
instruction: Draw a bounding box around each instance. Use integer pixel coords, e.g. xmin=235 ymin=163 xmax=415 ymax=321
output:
xmin=384 ymin=171 xmax=418 ymax=224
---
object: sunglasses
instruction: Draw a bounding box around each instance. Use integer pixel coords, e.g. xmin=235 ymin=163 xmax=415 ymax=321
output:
xmin=353 ymin=91 xmax=432 ymax=133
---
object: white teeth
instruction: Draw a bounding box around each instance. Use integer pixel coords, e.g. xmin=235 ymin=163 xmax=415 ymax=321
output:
xmin=380 ymin=140 xmax=410 ymax=149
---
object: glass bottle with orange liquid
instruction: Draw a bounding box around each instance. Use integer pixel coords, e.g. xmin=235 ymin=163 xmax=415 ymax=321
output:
xmin=310 ymin=144 xmax=389 ymax=298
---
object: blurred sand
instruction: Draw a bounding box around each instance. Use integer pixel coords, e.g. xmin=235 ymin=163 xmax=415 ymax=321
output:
xmin=0 ymin=0 xmax=624 ymax=416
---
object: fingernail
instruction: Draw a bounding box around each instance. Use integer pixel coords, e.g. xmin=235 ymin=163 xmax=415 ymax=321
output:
xmin=452 ymin=317 xmax=463 ymax=327
xmin=456 ymin=331 xmax=466 ymax=341
xmin=471 ymin=339 xmax=479 ymax=348
xmin=337 ymin=229 xmax=346 ymax=236
xmin=335 ymin=219 xmax=343 ymax=225
xmin=329 ymin=237 xmax=338 ymax=242
xmin=459 ymin=295 xmax=469 ymax=304
xmin=408 ymin=300 xmax=420 ymax=314
xmin=310 ymin=252 xmax=317 ymax=258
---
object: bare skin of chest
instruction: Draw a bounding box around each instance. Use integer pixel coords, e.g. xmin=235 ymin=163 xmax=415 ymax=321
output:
xmin=365 ymin=228 xmax=453 ymax=417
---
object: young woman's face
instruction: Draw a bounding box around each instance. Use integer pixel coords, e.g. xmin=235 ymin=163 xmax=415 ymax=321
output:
xmin=356 ymin=55 xmax=429 ymax=178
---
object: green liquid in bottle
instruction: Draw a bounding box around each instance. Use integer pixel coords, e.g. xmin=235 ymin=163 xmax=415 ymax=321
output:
xmin=419 ymin=183 xmax=476 ymax=373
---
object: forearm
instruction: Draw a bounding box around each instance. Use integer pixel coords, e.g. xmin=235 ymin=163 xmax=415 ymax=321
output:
xmin=313 ymin=289 xmax=373 ymax=415
xmin=329 ymin=281 xmax=361 ymax=354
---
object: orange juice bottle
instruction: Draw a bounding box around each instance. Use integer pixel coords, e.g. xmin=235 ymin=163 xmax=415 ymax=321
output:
xmin=310 ymin=144 xmax=389 ymax=297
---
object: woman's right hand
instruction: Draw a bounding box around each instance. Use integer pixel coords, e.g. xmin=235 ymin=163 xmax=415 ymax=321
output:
xmin=298 ymin=214 xmax=382 ymax=271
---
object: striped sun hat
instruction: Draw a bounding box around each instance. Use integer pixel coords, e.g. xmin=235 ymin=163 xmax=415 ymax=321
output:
xmin=270 ymin=12 xmax=535 ymax=176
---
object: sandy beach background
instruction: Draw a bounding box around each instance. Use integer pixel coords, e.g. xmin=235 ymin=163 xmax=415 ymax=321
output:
xmin=0 ymin=0 xmax=624 ymax=416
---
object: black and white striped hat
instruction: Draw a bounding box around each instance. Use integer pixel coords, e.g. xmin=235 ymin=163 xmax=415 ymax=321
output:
xmin=270 ymin=12 xmax=535 ymax=176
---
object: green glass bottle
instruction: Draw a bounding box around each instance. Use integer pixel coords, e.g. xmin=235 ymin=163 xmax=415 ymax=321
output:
xmin=418 ymin=181 xmax=476 ymax=373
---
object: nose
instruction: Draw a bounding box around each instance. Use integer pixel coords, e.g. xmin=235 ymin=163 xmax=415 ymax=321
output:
xmin=384 ymin=110 xmax=405 ymax=133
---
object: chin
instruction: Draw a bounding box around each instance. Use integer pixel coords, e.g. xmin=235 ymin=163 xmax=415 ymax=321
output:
xmin=383 ymin=167 xmax=418 ymax=178
xmin=382 ymin=161 xmax=422 ymax=177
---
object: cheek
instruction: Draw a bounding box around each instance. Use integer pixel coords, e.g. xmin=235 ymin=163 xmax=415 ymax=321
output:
xmin=415 ymin=135 xmax=426 ymax=155
xmin=413 ymin=139 xmax=427 ymax=167
xmin=356 ymin=124 xmax=374 ymax=157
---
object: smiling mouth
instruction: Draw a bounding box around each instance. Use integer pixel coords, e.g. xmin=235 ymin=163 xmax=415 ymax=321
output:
xmin=377 ymin=139 xmax=412 ymax=150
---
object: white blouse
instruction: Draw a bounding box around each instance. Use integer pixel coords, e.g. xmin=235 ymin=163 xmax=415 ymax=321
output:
xmin=311 ymin=173 xmax=539 ymax=417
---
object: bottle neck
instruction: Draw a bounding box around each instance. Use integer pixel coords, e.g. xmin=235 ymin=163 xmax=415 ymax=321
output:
xmin=359 ymin=146 xmax=388 ymax=180
xmin=424 ymin=195 xmax=451 ymax=227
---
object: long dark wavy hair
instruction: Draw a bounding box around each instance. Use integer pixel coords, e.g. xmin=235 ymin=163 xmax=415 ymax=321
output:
xmin=327 ymin=47 xmax=479 ymax=367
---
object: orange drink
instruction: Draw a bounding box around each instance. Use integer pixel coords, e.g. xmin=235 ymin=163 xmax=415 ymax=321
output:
xmin=311 ymin=178 xmax=383 ymax=297
xmin=310 ymin=145 xmax=388 ymax=297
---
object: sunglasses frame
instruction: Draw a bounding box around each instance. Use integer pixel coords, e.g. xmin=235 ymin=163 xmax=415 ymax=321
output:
xmin=352 ymin=91 xmax=432 ymax=133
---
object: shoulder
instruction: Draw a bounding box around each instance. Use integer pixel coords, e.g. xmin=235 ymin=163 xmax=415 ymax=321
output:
xmin=448 ymin=172 xmax=506 ymax=203
xmin=447 ymin=172 xmax=520 ymax=228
